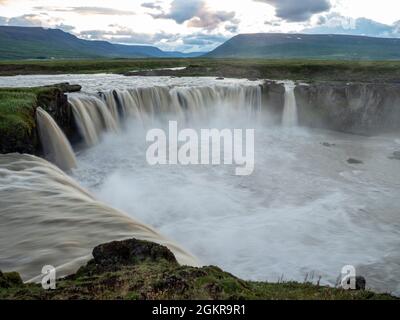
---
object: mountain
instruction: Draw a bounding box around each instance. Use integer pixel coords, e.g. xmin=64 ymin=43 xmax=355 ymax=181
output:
xmin=0 ymin=26 xmax=204 ymax=60
xmin=206 ymin=33 xmax=400 ymax=60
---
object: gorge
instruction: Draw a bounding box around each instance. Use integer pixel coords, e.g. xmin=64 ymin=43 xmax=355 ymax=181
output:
xmin=0 ymin=74 xmax=399 ymax=297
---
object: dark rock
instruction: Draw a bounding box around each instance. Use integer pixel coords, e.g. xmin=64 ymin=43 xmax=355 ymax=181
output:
xmin=216 ymin=77 xmax=225 ymax=80
xmin=347 ymin=158 xmax=364 ymax=164
xmin=92 ymin=238 xmax=178 ymax=267
xmin=0 ymin=271 xmax=23 ymax=288
xmin=261 ymin=80 xmax=285 ymax=123
xmin=44 ymin=83 xmax=82 ymax=93
xmin=388 ymin=151 xmax=400 ymax=160
xmin=295 ymin=82 xmax=400 ymax=135
xmin=322 ymin=142 xmax=336 ymax=147
xmin=356 ymin=276 xmax=366 ymax=291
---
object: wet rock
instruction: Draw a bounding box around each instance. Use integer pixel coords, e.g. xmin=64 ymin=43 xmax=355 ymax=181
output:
xmin=92 ymin=238 xmax=178 ymax=267
xmin=388 ymin=151 xmax=400 ymax=160
xmin=322 ymin=142 xmax=336 ymax=147
xmin=216 ymin=77 xmax=225 ymax=80
xmin=347 ymin=158 xmax=363 ymax=164
xmin=295 ymin=82 xmax=400 ymax=135
xmin=356 ymin=276 xmax=366 ymax=291
xmin=0 ymin=271 xmax=23 ymax=288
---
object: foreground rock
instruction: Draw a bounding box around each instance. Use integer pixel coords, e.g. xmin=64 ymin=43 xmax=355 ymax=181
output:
xmin=0 ymin=238 xmax=396 ymax=300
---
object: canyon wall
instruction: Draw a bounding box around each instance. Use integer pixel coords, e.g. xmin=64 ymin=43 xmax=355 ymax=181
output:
xmin=295 ymin=82 xmax=400 ymax=135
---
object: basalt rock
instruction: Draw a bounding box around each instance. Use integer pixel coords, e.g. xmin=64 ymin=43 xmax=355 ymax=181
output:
xmin=93 ymin=238 xmax=178 ymax=267
xmin=295 ymin=82 xmax=400 ymax=135
xmin=261 ymin=80 xmax=285 ymax=123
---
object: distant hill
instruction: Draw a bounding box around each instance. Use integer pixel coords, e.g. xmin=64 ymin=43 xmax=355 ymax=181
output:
xmin=206 ymin=33 xmax=400 ymax=60
xmin=0 ymin=26 xmax=205 ymax=60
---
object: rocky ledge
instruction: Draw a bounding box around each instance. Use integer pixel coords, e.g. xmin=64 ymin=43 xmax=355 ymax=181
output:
xmin=0 ymin=83 xmax=81 ymax=154
xmin=0 ymin=238 xmax=396 ymax=300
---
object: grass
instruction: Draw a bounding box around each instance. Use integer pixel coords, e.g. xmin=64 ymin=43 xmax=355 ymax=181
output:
xmin=0 ymin=262 xmax=395 ymax=300
xmin=0 ymin=86 xmax=67 ymax=153
xmin=1 ymin=58 xmax=400 ymax=82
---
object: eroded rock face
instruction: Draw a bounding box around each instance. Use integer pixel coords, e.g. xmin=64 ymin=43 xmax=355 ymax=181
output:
xmin=261 ymin=81 xmax=285 ymax=123
xmin=92 ymin=238 xmax=178 ymax=267
xmin=295 ymin=83 xmax=400 ymax=135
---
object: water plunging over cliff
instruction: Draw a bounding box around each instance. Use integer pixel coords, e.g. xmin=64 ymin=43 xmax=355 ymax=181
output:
xmin=0 ymin=154 xmax=198 ymax=282
xmin=282 ymin=82 xmax=298 ymax=127
xmin=68 ymin=84 xmax=262 ymax=146
xmin=36 ymin=107 xmax=77 ymax=171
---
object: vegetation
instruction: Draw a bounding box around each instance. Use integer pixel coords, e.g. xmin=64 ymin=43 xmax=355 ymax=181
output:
xmin=0 ymin=84 xmax=78 ymax=153
xmin=2 ymin=58 xmax=400 ymax=82
xmin=0 ymin=239 xmax=396 ymax=300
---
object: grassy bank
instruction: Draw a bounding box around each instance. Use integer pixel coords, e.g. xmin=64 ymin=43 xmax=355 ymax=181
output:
xmin=0 ymin=84 xmax=79 ymax=153
xmin=0 ymin=238 xmax=396 ymax=300
xmin=1 ymin=58 xmax=400 ymax=82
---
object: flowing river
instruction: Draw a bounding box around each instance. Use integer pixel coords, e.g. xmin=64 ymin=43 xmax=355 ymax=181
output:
xmin=0 ymin=74 xmax=399 ymax=295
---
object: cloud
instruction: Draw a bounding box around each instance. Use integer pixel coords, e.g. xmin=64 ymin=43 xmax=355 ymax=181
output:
xmin=34 ymin=6 xmax=136 ymax=16
xmin=79 ymin=26 xmax=175 ymax=45
xmin=255 ymin=0 xmax=331 ymax=22
xmin=151 ymin=0 xmax=235 ymax=30
xmin=304 ymin=13 xmax=400 ymax=38
xmin=6 ymin=14 xmax=44 ymax=27
xmin=141 ymin=2 xmax=163 ymax=11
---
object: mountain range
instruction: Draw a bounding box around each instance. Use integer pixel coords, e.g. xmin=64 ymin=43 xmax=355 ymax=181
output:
xmin=0 ymin=26 xmax=204 ymax=59
xmin=206 ymin=33 xmax=400 ymax=60
xmin=2 ymin=26 xmax=400 ymax=60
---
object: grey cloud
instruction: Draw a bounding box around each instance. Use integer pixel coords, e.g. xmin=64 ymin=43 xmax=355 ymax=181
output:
xmin=34 ymin=6 xmax=135 ymax=16
xmin=79 ymin=27 xmax=175 ymax=45
xmin=7 ymin=14 xmax=44 ymax=27
xmin=304 ymin=13 xmax=400 ymax=38
xmin=255 ymin=0 xmax=331 ymax=22
xmin=151 ymin=0 xmax=235 ymax=30
xmin=141 ymin=2 xmax=162 ymax=11
xmin=55 ymin=23 xmax=75 ymax=32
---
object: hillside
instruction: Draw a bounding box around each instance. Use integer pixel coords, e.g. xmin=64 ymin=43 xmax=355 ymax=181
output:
xmin=0 ymin=26 xmax=204 ymax=60
xmin=206 ymin=33 xmax=400 ymax=60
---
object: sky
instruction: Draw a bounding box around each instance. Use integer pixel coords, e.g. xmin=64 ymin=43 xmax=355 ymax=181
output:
xmin=0 ymin=0 xmax=400 ymax=52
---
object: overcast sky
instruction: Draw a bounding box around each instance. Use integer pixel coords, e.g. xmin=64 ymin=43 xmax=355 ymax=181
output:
xmin=1 ymin=0 xmax=399 ymax=52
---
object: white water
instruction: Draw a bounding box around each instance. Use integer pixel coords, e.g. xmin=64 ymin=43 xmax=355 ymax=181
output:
xmin=282 ymin=81 xmax=298 ymax=127
xmin=0 ymin=154 xmax=198 ymax=282
xmin=68 ymin=84 xmax=262 ymax=146
xmin=1 ymin=75 xmax=400 ymax=295
xmin=36 ymin=107 xmax=77 ymax=171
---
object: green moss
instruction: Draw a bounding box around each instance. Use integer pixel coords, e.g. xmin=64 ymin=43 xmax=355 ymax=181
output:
xmin=0 ymin=86 xmax=67 ymax=154
xmin=0 ymin=261 xmax=396 ymax=300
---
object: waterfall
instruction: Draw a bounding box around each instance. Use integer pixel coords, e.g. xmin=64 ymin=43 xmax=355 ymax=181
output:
xmin=36 ymin=107 xmax=77 ymax=171
xmin=68 ymin=84 xmax=262 ymax=147
xmin=282 ymin=81 xmax=298 ymax=127
xmin=0 ymin=154 xmax=198 ymax=282
xmin=69 ymin=95 xmax=119 ymax=146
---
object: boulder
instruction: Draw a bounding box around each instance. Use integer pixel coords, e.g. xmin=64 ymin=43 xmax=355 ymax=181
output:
xmin=92 ymin=238 xmax=178 ymax=267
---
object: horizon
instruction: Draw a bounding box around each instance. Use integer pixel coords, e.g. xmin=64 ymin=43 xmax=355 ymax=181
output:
xmin=0 ymin=0 xmax=399 ymax=52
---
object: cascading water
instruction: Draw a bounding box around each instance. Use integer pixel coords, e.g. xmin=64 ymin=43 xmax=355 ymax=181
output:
xmin=68 ymin=84 xmax=263 ymax=146
xmin=69 ymin=95 xmax=119 ymax=146
xmin=282 ymin=81 xmax=298 ymax=127
xmin=36 ymin=107 xmax=77 ymax=171
xmin=0 ymin=154 xmax=198 ymax=282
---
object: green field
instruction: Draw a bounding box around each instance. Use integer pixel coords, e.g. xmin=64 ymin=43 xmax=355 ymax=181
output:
xmin=1 ymin=58 xmax=400 ymax=82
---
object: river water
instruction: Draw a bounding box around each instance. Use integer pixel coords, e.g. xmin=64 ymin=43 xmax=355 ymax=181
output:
xmin=0 ymin=74 xmax=399 ymax=295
